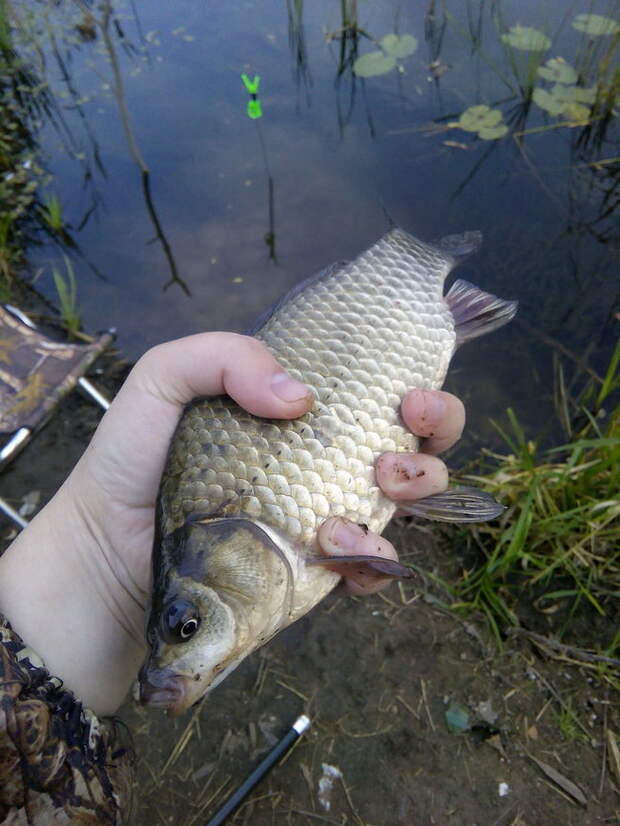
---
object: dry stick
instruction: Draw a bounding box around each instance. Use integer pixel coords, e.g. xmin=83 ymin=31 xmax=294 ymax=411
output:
xmin=599 ymin=687 xmax=609 ymax=796
xmin=160 ymin=697 xmax=208 ymax=776
xmin=420 ymin=678 xmax=436 ymax=732
xmin=509 ymin=628 xmax=620 ymax=668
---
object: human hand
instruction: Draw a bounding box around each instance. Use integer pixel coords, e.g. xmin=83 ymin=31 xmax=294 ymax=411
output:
xmin=0 ymin=334 xmax=464 ymax=715
xmin=317 ymin=389 xmax=464 ymax=595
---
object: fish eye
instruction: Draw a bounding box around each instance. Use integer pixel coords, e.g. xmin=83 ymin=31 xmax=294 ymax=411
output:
xmin=162 ymin=599 xmax=201 ymax=644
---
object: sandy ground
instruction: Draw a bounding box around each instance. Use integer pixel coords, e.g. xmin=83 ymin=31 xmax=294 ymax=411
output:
xmin=1 ymin=366 xmax=618 ymax=826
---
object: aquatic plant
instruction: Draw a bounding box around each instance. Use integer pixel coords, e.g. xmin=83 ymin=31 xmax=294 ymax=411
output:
xmin=537 ymin=57 xmax=578 ymax=85
xmin=452 ymin=342 xmax=620 ymax=661
xmin=353 ymin=32 xmax=418 ymax=77
xmin=452 ymin=105 xmax=508 ymax=140
xmin=40 ymin=193 xmax=64 ymax=232
xmin=500 ymin=25 xmax=551 ymax=52
xmin=571 ymin=13 xmax=620 ymax=36
xmin=52 ymin=256 xmax=81 ymax=337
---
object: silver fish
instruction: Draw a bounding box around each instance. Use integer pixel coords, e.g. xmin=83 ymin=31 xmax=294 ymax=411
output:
xmin=139 ymin=228 xmax=517 ymax=714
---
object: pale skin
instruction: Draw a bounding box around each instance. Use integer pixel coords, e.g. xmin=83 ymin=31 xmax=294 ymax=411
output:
xmin=0 ymin=333 xmax=465 ymax=716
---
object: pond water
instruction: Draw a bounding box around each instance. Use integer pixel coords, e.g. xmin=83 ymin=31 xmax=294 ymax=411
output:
xmin=11 ymin=0 xmax=620 ymax=441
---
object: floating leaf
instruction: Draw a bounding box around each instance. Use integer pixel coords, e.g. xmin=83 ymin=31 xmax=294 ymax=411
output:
xmin=458 ymin=104 xmax=502 ymax=132
xmin=380 ymin=33 xmax=418 ymax=58
xmin=533 ymin=87 xmax=569 ymax=116
xmin=501 ymin=25 xmax=551 ymax=51
xmin=479 ymin=124 xmax=509 ymax=140
xmin=549 ymin=83 xmax=596 ymax=105
xmin=537 ymin=58 xmax=577 ymax=84
xmin=572 ymin=14 xmax=620 ymax=36
xmin=445 ymin=701 xmax=471 ymax=734
xmin=353 ymin=51 xmax=396 ymax=77
xmin=573 ymin=86 xmax=597 ymax=105
xmin=563 ymin=103 xmax=591 ymax=125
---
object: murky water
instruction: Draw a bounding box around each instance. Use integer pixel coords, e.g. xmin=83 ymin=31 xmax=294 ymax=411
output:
xmin=12 ymin=0 xmax=620 ymax=440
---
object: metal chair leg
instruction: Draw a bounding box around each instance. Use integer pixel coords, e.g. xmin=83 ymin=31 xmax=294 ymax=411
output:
xmin=0 ymin=428 xmax=32 ymax=468
xmin=0 ymin=496 xmax=28 ymax=529
xmin=78 ymin=377 xmax=111 ymax=411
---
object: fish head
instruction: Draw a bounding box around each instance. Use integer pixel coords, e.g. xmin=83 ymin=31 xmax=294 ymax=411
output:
xmin=139 ymin=516 xmax=293 ymax=715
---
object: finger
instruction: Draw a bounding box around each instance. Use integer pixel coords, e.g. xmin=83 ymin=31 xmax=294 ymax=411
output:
xmin=400 ymin=390 xmax=465 ymax=455
xmin=375 ymin=452 xmax=449 ymax=501
xmin=135 ymin=332 xmax=312 ymax=417
xmin=317 ymin=518 xmax=400 ymax=596
xmin=79 ymin=333 xmax=312 ymax=505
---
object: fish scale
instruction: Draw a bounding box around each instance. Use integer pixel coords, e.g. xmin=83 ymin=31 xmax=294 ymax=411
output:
xmin=160 ymin=230 xmax=455 ymax=545
xmin=142 ymin=227 xmax=517 ymax=714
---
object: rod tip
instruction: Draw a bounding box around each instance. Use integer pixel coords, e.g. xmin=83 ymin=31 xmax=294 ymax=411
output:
xmin=292 ymin=714 xmax=311 ymax=735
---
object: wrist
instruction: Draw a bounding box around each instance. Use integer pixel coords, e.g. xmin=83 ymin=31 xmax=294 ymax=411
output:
xmin=0 ymin=480 xmax=145 ymax=715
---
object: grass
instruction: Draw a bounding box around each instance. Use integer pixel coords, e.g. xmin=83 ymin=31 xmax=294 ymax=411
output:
xmin=52 ymin=255 xmax=81 ymax=337
xmin=451 ymin=341 xmax=620 ymax=660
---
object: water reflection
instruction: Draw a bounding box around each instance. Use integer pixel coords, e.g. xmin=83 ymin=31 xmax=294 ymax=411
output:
xmin=3 ymin=0 xmax=618 ymax=418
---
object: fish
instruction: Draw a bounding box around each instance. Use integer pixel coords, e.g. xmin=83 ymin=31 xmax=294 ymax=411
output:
xmin=139 ymin=228 xmax=517 ymax=715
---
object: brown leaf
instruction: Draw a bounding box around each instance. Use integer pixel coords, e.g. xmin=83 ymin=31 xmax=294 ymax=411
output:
xmin=607 ymin=730 xmax=620 ymax=788
xmin=528 ymin=754 xmax=587 ymax=806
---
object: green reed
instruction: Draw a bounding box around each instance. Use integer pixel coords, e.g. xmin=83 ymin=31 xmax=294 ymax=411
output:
xmin=52 ymin=255 xmax=82 ymax=337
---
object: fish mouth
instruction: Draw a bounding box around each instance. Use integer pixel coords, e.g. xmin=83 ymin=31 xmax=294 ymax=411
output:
xmin=139 ymin=666 xmax=190 ymax=715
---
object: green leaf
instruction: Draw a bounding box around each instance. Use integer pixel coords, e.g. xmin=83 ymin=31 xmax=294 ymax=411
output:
xmin=572 ymin=14 xmax=620 ymax=36
xmin=479 ymin=124 xmax=509 ymax=140
xmin=563 ymin=103 xmax=591 ymax=125
xmin=353 ymin=51 xmax=397 ymax=77
xmin=572 ymin=86 xmax=597 ymax=105
xmin=501 ymin=25 xmax=551 ymax=51
xmin=537 ymin=58 xmax=577 ymax=84
xmin=445 ymin=701 xmax=471 ymax=734
xmin=532 ymin=87 xmax=565 ymax=115
xmin=549 ymin=84 xmax=596 ymax=106
xmin=458 ymin=105 xmax=503 ymax=131
xmin=380 ymin=33 xmax=418 ymax=58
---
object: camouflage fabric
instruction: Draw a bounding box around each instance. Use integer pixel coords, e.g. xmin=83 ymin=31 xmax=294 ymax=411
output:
xmin=0 ymin=306 xmax=113 ymax=434
xmin=0 ymin=615 xmax=134 ymax=824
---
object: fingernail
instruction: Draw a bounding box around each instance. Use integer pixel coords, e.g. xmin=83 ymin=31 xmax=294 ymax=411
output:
xmin=326 ymin=518 xmax=366 ymax=551
xmin=419 ymin=390 xmax=446 ymax=423
xmin=270 ymin=372 xmax=310 ymax=403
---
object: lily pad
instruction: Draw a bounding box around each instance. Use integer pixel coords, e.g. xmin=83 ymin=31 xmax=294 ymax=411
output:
xmin=479 ymin=124 xmax=509 ymax=140
xmin=550 ymin=83 xmax=596 ymax=105
xmin=572 ymin=14 xmax=620 ymax=36
xmin=458 ymin=104 xmax=502 ymax=132
xmin=572 ymin=86 xmax=597 ymax=105
xmin=537 ymin=58 xmax=577 ymax=84
xmin=501 ymin=25 xmax=551 ymax=51
xmin=532 ymin=87 xmax=565 ymax=115
xmin=353 ymin=51 xmax=397 ymax=78
xmin=563 ymin=103 xmax=591 ymax=124
xmin=380 ymin=33 xmax=418 ymax=58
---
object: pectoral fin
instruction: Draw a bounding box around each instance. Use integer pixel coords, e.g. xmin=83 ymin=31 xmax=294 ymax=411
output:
xmin=446 ymin=279 xmax=518 ymax=345
xmin=307 ymin=555 xmax=414 ymax=579
xmin=396 ymin=486 xmax=505 ymax=522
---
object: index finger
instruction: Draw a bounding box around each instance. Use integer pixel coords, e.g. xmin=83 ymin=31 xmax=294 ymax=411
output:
xmin=400 ymin=390 xmax=465 ymax=455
